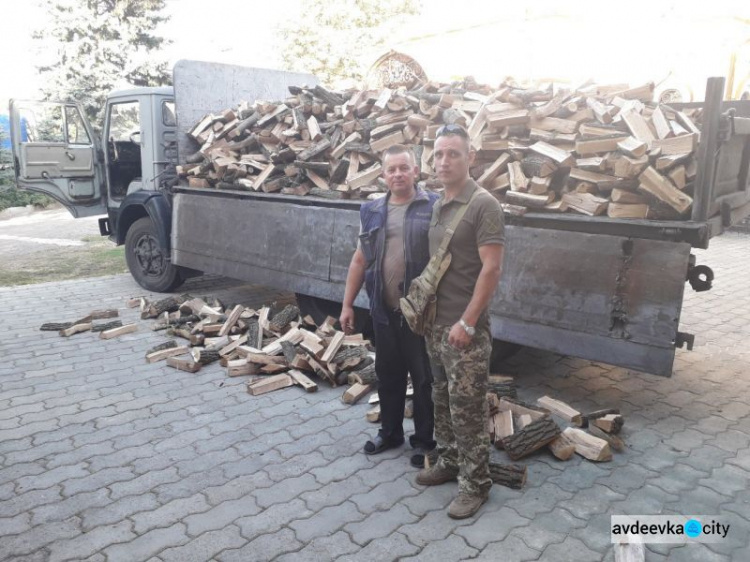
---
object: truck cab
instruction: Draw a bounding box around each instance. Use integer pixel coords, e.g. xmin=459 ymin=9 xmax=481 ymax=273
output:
xmin=9 ymin=87 xmax=184 ymax=291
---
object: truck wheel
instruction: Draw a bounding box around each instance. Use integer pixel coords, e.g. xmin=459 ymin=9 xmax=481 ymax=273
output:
xmin=490 ymin=339 xmax=521 ymax=372
xmin=125 ymin=217 xmax=184 ymax=292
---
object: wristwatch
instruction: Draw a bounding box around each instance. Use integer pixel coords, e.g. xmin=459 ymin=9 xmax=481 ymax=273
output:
xmin=459 ymin=319 xmax=475 ymax=337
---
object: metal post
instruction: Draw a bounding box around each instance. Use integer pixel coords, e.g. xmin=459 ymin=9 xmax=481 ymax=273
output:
xmin=692 ymin=77 xmax=725 ymax=222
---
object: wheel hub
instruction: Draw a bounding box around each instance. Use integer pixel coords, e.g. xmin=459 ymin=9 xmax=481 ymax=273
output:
xmin=133 ymin=233 xmax=166 ymax=276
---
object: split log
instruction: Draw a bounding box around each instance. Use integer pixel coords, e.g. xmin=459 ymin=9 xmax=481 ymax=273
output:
xmin=59 ymin=323 xmax=93 ymax=337
xmin=41 ymin=322 xmax=73 ymax=331
xmin=492 ymin=410 xmax=514 ymax=448
xmin=247 ymin=374 xmax=294 ymax=395
xmin=563 ymin=427 xmax=612 ymax=462
xmin=366 ymin=404 xmax=381 ymax=423
xmin=289 ymin=369 xmax=318 ymax=392
xmin=548 ymin=434 xmax=577 ymax=461
xmin=166 ymin=327 xmax=204 ymax=346
xmin=268 ymin=305 xmax=300 ymax=332
xmin=91 ymin=320 xmax=123 ymax=333
xmin=498 ymin=397 xmax=546 ymax=420
xmin=562 ymin=193 xmax=609 ymax=216
xmin=342 ymin=383 xmax=372 ymax=405
xmin=165 ymin=356 xmax=202 ymax=373
xmin=488 ymin=375 xmax=517 ymax=399
xmin=191 ymin=348 xmax=221 ymax=366
xmin=608 ymin=203 xmax=649 ymax=219
xmin=592 ymin=414 xmax=624 ymax=434
xmin=581 ymin=408 xmax=620 ymax=428
xmin=536 ymin=396 xmax=583 ymax=426
xmin=500 ymin=415 xmax=561 ymax=461
xmin=99 ymin=324 xmax=138 ymax=340
xmin=588 ymin=424 xmax=625 ymax=452
xmin=350 ymin=362 xmax=377 ymax=386
xmin=145 ymin=339 xmax=178 ymax=356
xmin=489 ymin=462 xmax=527 ymax=489
xmin=219 ymin=305 xmax=244 ymax=337
xmin=638 ymin=166 xmax=692 ymax=214
xmin=228 ymin=359 xmax=259 ymax=377
xmin=143 ymin=295 xmax=187 ymax=319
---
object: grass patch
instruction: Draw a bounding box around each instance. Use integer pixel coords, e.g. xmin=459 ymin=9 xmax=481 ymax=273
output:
xmin=0 ymin=240 xmax=129 ymax=287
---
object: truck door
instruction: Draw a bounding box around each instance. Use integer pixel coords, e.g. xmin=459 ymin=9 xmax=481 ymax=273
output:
xmin=9 ymin=100 xmax=105 ymax=217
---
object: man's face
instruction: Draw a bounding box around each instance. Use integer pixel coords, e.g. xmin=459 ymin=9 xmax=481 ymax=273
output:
xmin=434 ymin=134 xmax=474 ymax=188
xmin=383 ymin=151 xmax=419 ymax=197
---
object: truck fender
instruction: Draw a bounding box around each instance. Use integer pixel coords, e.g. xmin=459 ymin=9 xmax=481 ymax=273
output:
xmin=115 ymin=191 xmax=172 ymax=251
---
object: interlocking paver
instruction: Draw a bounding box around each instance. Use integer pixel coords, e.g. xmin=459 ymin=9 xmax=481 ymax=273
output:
xmin=80 ymin=493 xmax=159 ymax=531
xmin=131 ymin=493 xmax=211 ymax=535
xmin=184 ymin=496 xmax=261 ymax=537
xmin=31 ymin=489 xmax=110 ymax=526
xmin=216 ymin=528 xmax=302 ymax=562
xmin=401 ymin=534 xmax=479 ymax=561
xmin=344 ymin=503 xmax=419 ymax=545
xmin=289 ymin=500 xmax=366 ymax=542
xmin=159 ymin=525 xmax=246 ymax=562
xmin=47 ymin=520 xmax=134 ymax=562
xmin=275 ymin=530 xmax=360 ymax=561
xmin=103 ymin=523 xmax=189 ymax=562
xmin=3 ymin=235 xmax=750 ymax=560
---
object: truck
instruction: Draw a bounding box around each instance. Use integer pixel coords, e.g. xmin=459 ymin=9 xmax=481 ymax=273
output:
xmin=8 ymin=60 xmax=750 ymax=376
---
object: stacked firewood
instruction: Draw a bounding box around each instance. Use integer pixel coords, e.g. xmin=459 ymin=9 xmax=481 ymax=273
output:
xmin=180 ymin=79 xmax=701 ymax=220
xmin=488 ymin=390 xmax=626 ymax=464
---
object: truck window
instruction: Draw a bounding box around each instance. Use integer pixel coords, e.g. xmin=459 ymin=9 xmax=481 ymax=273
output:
xmin=108 ymin=101 xmax=140 ymax=141
xmin=64 ymin=106 xmax=91 ymax=145
xmin=19 ymin=103 xmax=65 ymax=143
xmin=162 ymin=101 xmax=176 ymax=127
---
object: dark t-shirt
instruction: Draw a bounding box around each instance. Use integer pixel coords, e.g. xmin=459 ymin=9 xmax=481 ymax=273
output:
xmin=428 ymin=180 xmax=505 ymax=326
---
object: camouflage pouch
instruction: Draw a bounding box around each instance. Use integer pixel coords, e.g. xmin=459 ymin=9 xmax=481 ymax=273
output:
xmin=400 ymin=191 xmax=478 ymax=335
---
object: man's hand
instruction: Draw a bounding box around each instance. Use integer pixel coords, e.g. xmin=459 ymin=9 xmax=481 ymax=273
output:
xmin=448 ymin=321 xmax=472 ymax=349
xmin=339 ymin=305 xmax=356 ymax=335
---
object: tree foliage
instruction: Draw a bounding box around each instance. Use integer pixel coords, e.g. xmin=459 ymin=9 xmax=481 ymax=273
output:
xmin=34 ymin=0 xmax=171 ymax=125
xmin=277 ymin=0 xmax=421 ymax=86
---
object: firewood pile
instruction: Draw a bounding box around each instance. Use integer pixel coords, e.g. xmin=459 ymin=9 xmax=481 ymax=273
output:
xmin=39 ymin=294 xmax=375 ymax=398
xmin=180 ymin=78 xmax=701 ymax=220
xmin=488 ymin=390 xmax=625 ymax=465
xmin=39 ymin=299 xmax=627 ymax=492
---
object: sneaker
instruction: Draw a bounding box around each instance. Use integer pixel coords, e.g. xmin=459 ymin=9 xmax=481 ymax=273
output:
xmin=447 ymin=493 xmax=488 ymax=519
xmin=415 ymin=464 xmax=458 ymax=486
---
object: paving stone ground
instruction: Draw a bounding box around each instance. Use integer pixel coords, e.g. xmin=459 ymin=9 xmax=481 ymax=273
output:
xmin=1 ymin=233 xmax=750 ymax=561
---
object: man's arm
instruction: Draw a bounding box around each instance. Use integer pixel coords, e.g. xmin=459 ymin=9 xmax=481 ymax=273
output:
xmin=339 ymin=247 xmax=367 ymax=334
xmin=448 ymin=243 xmax=504 ymax=348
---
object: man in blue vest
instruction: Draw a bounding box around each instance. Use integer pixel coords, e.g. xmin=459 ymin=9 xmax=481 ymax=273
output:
xmin=340 ymin=144 xmax=439 ymax=466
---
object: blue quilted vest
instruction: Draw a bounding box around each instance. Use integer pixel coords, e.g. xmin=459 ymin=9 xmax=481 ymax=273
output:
xmin=359 ymin=187 xmax=439 ymax=325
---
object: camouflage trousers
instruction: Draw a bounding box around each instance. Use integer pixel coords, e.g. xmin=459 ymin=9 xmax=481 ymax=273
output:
xmin=425 ymin=319 xmax=492 ymax=497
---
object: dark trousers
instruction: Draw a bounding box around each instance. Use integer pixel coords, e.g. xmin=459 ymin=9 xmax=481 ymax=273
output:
xmin=373 ymin=309 xmax=436 ymax=450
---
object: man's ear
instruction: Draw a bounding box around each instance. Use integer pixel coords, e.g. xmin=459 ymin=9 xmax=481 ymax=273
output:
xmin=468 ymin=149 xmax=476 ymax=166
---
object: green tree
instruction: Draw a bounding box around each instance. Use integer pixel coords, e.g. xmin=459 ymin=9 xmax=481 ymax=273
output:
xmin=34 ymin=0 xmax=171 ymax=126
xmin=277 ymin=0 xmax=421 ymax=86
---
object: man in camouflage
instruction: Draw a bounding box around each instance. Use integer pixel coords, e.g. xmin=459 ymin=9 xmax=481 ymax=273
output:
xmin=415 ymin=124 xmax=505 ymax=519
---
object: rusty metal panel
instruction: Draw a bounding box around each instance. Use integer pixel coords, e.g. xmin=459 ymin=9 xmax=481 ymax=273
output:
xmin=172 ymin=191 xmax=692 ymax=376
xmin=492 ymin=226 xmax=691 ymax=376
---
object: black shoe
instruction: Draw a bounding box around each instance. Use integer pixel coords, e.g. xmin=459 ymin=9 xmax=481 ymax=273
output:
xmin=364 ymin=434 xmax=404 ymax=455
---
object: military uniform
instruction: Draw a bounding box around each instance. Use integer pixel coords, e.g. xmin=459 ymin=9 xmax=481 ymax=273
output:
xmin=426 ymin=179 xmax=504 ymax=498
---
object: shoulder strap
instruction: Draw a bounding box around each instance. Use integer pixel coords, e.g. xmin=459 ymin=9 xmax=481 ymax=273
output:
xmin=434 ymin=189 xmax=480 ymax=261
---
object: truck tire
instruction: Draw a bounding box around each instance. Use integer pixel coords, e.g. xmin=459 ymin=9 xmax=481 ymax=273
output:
xmin=125 ymin=217 xmax=184 ymax=293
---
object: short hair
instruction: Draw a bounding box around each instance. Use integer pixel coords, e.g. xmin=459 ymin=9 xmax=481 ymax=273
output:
xmin=435 ymin=124 xmax=471 ymax=152
xmin=383 ymin=144 xmax=416 ymax=165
